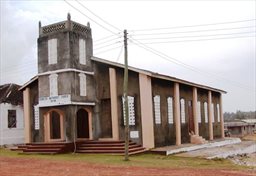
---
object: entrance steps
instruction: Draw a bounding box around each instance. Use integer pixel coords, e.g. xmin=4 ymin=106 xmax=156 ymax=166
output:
xmin=11 ymin=140 xmax=146 ymax=155
xmin=190 ymin=135 xmax=207 ymax=144
xmin=76 ymin=140 xmax=146 ymax=155
xmin=11 ymin=142 xmax=74 ymax=154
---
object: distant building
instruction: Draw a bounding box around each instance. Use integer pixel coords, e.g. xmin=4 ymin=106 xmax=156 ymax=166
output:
xmin=0 ymin=83 xmax=24 ymax=145
xmin=225 ymin=119 xmax=256 ymax=137
xmin=20 ymin=14 xmax=226 ymax=149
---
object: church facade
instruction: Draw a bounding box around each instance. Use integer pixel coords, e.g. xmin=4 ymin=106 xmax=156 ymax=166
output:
xmin=20 ymin=15 xmax=226 ymax=149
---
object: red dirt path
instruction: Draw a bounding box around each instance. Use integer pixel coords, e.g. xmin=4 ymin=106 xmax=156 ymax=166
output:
xmin=0 ymin=156 xmax=255 ymax=176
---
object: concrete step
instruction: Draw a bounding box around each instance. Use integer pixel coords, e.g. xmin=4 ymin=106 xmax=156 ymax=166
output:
xmin=76 ymin=147 xmax=145 ymax=154
xmin=79 ymin=142 xmax=136 ymax=147
xmin=23 ymin=148 xmax=63 ymax=153
xmin=76 ymin=140 xmax=146 ymax=155
xmin=78 ymin=145 xmax=142 ymax=150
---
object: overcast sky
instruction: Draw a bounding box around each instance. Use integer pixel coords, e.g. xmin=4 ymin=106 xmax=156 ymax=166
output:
xmin=0 ymin=0 xmax=255 ymax=113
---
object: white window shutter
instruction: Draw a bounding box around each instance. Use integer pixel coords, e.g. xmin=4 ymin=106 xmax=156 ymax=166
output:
xmin=167 ymin=97 xmax=174 ymax=124
xmin=79 ymin=38 xmax=86 ymax=65
xmin=154 ymin=95 xmax=161 ymax=124
xmin=211 ymin=103 xmax=215 ymax=123
xmin=79 ymin=73 xmax=87 ymax=96
xmin=180 ymin=99 xmax=185 ymax=124
xmin=48 ymin=39 xmax=57 ymax=64
xmin=49 ymin=74 xmax=58 ymax=96
xmin=34 ymin=105 xmax=40 ymax=130
xmin=197 ymin=101 xmax=201 ymax=123
xmin=217 ymin=104 xmax=220 ymax=122
xmin=122 ymin=96 xmax=135 ymax=126
xmin=204 ymin=102 xmax=208 ymax=123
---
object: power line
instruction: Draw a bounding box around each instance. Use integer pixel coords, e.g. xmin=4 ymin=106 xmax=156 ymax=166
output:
xmin=94 ymin=34 xmax=120 ymax=43
xmin=63 ymin=0 xmax=118 ymax=35
xmin=94 ymin=41 xmax=122 ymax=50
xmin=94 ymin=36 xmax=122 ymax=46
xmin=131 ymin=35 xmax=255 ymax=44
xmin=129 ymin=37 xmax=255 ymax=92
xmin=94 ymin=45 xmax=123 ymax=55
xmin=130 ymin=26 xmax=255 ymax=36
xmin=131 ymin=31 xmax=255 ymax=41
xmin=130 ymin=19 xmax=256 ymax=31
xmin=75 ymin=0 xmax=122 ymax=32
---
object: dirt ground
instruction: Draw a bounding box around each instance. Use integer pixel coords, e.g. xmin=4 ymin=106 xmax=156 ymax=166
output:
xmin=1 ymin=156 xmax=255 ymax=176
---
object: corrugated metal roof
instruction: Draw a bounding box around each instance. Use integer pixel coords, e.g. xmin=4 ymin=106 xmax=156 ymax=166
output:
xmin=91 ymin=56 xmax=227 ymax=94
xmin=0 ymin=83 xmax=23 ymax=105
xmin=20 ymin=57 xmax=227 ymax=94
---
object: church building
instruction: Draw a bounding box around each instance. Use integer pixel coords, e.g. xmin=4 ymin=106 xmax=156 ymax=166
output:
xmin=20 ymin=14 xmax=226 ymax=150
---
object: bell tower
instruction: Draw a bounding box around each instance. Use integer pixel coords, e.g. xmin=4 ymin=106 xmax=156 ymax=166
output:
xmin=37 ymin=13 xmax=95 ymax=107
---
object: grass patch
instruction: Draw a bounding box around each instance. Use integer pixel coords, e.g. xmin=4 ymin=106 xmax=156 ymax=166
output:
xmin=0 ymin=148 xmax=247 ymax=170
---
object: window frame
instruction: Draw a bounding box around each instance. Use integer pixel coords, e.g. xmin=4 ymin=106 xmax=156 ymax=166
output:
xmin=153 ymin=95 xmax=161 ymax=124
xmin=49 ymin=73 xmax=58 ymax=97
xmin=79 ymin=73 xmax=87 ymax=96
xmin=122 ymin=96 xmax=136 ymax=126
xmin=180 ymin=98 xmax=186 ymax=124
xmin=8 ymin=110 xmax=17 ymax=128
xmin=167 ymin=97 xmax=174 ymax=124
xmin=79 ymin=38 xmax=86 ymax=65
xmin=48 ymin=38 xmax=58 ymax=64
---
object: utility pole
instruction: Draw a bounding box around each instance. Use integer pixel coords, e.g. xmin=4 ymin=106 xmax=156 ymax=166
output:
xmin=123 ymin=29 xmax=129 ymax=161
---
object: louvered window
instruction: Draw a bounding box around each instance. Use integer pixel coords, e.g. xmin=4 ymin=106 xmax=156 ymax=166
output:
xmin=197 ymin=101 xmax=201 ymax=123
xmin=204 ymin=102 xmax=208 ymax=123
xmin=79 ymin=38 xmax=86 ymax=65
xmin=154 ymin=95 xmax=161 ymax=124
xmin=49 ymin=74 xmax=58 ymax=96
xmin=180 ymin=99 xmax=185 ymax=124
xmin=122 ymin=96 xmax=135 ymax=126
xmin=79 ymin=73 xmax=87 ymax=96
xmin=167 ymin=97 xmax=174 ymax=124
xmin=217 ymin=104 xmax=220 ymax=122
xmin=48 ymin=39 xmax=57 ymax=64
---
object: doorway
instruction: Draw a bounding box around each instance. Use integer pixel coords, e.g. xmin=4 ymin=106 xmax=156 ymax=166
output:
xmin=76 ymin=109 xmax=89 ymax=139
xmin=44 ymin=109 xmax=64 ymax=142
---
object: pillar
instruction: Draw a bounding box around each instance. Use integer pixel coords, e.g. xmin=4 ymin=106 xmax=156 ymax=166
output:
xmin=193 ymin=87 xmax=199 ymax=135
xmin=174 ymin=83 xmax=181 ymax=145
xmin=139 ymin=73 xmax=154 ymax=149
xmin=219 ymin=94 xmax=225 ymax=138
xmin=208 ymin=91 xmax=213 ymax=140
xmin=23 ymin=87 xmax=31 ymax=143
xmin=109 ymin=68 xmax=119 ymax=140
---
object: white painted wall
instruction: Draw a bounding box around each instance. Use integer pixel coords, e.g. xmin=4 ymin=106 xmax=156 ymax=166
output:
xmin=0 ymin=103 xmax=24 ymax=145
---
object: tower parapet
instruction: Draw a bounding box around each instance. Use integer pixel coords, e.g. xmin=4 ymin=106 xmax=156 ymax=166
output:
xmin=39 ymin=13 xmax=91 ymax=38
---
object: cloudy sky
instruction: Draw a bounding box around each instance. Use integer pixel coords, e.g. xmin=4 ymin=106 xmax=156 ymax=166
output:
xmin=0 ymin=0 xmax=255 ymax=113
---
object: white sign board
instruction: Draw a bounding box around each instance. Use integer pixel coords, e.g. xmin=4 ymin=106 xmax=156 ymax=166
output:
xmin=130 ymin=131 xmax=139 ymax=139
xmin=39 ymin=94 xmax=71 ymax=107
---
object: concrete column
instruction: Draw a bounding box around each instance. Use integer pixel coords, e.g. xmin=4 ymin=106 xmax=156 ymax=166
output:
xmin=219 ymin=94 xmax=225 ymax=138
xmin=109 ymin=68 xmax=119 ymax=140
xmin=193 ymin=87 xmax=199 ymax=135
xmin=139 ymin=73 xmax=154 ymax=149
xmin=23 ymin=87 xmax=31 ymax=143
xmin=174 ymin=83 xmax=181 ymax=145
xmin=208 ymin=91 xmax=213 ymax=140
